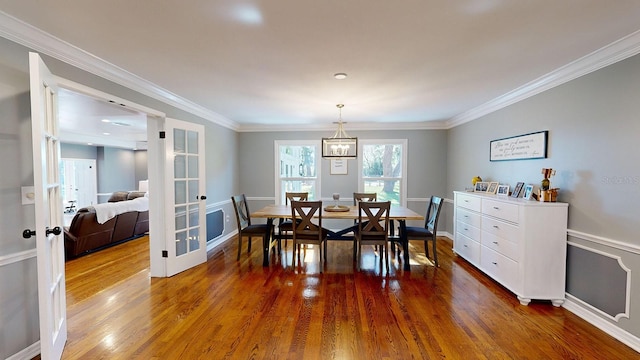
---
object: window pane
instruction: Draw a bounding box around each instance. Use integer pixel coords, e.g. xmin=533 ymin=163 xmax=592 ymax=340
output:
xmin=279 ymin=145 xmax=316 ymax=178
xmin=175 ymin=205 xmax=187 ymax=230
xmin=188 ymin=155 xmax=198 ymax=178
xmin=364 ymin=179 xmax=400 ymax=206
xmin=189 ymin=228 xmax=200 ymax=251
xmin=175 ymin=180 xmax=187 ymax=204
xmin=362 ymin=144 xmax=402 ymax=177
xmin=187 ymin=130 xmax=198 ymax=154
xmin=174 ymin=129 xmax=185 ymax=153
xmin=280 ymin=180 xmax=316 ymax=203
xmin=176 ymin=230 xmax=187 ymax=256
xmin=174 ymin=155 xmax=186 ymax=178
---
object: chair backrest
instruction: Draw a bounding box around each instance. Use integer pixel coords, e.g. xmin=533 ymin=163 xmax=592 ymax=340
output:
xmin=353 ymin=192 xmax=377 ymax=205
xmin=358 ymin=201 xmax=391 ymax=239
xmin=291 ymin=200 xmax=322 ymax=240
xmin=231 ymin=194 xmax=251 ymax=230
xmin=425 ymin=196 xmax=444 ymax=234
xmin=285 ymin=192 xmax=308 ymax=205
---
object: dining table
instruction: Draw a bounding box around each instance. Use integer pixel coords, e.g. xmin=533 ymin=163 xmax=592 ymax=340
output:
xmin=251 ymin=204 xmax=424 ymax=270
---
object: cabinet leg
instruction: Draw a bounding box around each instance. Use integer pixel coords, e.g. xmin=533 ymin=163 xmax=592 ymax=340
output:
xmin=517 ymin=296 xmax=531 ymax=306
xmin=551 ymin=299 xmax=565 ymax=307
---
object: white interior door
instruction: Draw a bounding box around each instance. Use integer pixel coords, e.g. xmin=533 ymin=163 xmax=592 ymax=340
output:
xmin=29 ymin=52 xmax=67 ymax=359
xmin=61 ymin=158 xmax=97 ymax=208
xmin=163 ymin=118 xmax=207 ymax=276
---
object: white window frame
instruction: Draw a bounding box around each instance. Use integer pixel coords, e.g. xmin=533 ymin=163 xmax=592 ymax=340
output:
xmin=357 ymin=139 xmax=408 ymax=207
xmin=274 ymin=140 xmax=322 ymax=204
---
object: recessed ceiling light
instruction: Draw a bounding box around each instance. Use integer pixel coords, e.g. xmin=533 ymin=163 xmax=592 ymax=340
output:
xmin=103 ymin=132 xmax=110 ymax=136
xmin=101 ymin=119 xmax=111 ymax=123
xmin=334 ymin=73 xmax=347 ymax=80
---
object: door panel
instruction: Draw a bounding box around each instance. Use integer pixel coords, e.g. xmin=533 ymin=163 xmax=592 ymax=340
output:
xmin=29 ymin=52 xmax=67 ymax=360
xmin=164 ymin=118 xmax=207 ymax=276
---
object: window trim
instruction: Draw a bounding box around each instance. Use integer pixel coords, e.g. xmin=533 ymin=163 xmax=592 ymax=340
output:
xmin=357 ymin=139 xmax=408 ymax=207
xmin=274 ymin=140 xmax=322 ymax=205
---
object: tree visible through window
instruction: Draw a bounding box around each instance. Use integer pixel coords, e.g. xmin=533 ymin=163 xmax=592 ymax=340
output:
xmin=360 ymin=140 xmax=406 ymax=206
xmin=275 ymin=141 xmax=320 ymax=204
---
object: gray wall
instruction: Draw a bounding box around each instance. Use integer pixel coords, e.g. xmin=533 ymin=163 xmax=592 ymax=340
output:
xmin=447 ymin=54 xmax=640 ymax=337
xmin=61 ymin=144 xmax=149 ymax=199
xmin=97 ymin=146 xmax=136 ymax=193
xmin=0 ymin=41 xmax=40 ymax=359
xmin=0 ymin=34 xmax=238 ymax=358
xmin=134 ymin=150 xmax=148 ymax=185
xmin=238 ymin=129 xmax=448 ymax=228
xmin=61 ymin=143 xmax=97 ymax=159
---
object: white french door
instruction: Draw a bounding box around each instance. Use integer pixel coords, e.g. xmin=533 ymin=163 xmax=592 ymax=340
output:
xmin=29 ymin=52 xmax=67 ymax=360
xmin=163 ymin=118 xmax=207 ymax=276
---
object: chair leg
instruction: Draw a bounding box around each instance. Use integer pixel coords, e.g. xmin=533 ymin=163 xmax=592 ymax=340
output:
xmin=432 ymin=236 xmax=438 ymax=267
xmin=324 ymin=240 xmax=328 ymax=263
xmin=384 ymin=242 xmax=389 ymax=274
xmin=236 ymin=235 xmax=242 ymax=260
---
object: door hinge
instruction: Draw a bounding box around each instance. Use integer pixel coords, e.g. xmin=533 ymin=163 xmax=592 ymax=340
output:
xmin=162 ymin=250 xmax=168 ymax=258
xmin=159 ymin=131 xmax=166 ymax=139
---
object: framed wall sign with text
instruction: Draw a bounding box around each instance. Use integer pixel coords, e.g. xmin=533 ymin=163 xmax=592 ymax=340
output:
xmin=490 ymin=131 xmax=548 ymax=161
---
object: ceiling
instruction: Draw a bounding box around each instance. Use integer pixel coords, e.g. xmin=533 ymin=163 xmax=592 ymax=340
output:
xmin=2 ymin=1 xmax=640 ymax=146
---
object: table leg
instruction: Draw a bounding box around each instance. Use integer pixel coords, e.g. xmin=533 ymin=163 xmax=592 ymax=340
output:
xmin=263 ymin=217 xmax=274 ymax=267
xmin=399 ymin=220 xmax=410 ymax=271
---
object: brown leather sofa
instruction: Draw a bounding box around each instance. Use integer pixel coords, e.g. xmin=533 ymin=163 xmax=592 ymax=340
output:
xmin=64 ymin=191 xmax=149 ymax=259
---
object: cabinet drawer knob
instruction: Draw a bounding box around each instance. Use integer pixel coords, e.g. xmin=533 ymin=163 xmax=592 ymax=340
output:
xmin=493 ymin=225 xmax=499 ymax=229
xmin=493 ymin=241 xmax=498 ymax=245
xmin=493 ymin=206 xmax=499 ymax=210
xmin=492 ymin=262 xmax=498 ymax=265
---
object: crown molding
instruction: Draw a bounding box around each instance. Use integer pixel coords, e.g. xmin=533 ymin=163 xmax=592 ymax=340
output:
xmin=446 ymin=29 xmax=640 ymax=129
xmin=0 ymin=11 xmax=239 ymax=131
xmin=238 ymin=119 xmax=448 ymax=132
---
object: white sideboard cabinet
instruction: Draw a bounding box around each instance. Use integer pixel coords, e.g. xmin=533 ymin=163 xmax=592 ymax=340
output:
xmin=453 ymin=191 xmax=568 ymax=306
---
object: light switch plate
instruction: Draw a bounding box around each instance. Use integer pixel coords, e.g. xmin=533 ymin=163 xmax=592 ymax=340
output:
xmin=21 ymin=186 xmax=35 ymax=205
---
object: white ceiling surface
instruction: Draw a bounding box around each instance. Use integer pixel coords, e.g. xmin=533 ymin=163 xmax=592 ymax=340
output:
xmin=57 ymin=88 xmax=148 ymax=149
xmin=2 ymin=1 xmax=640 ymax=145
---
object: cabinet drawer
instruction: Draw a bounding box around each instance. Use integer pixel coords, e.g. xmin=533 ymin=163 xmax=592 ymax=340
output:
xmin=456 ymin=208 xmax=481 ymax=228
xmin=455 ymin=233 xmax=480 ymax=266
xmin=456 ymin=220 xmax=481 ymax=241
xmin=482 ymin=231 xmax=519 ymax=261
xmin=481 ymin=217 xmax=519 ymax=243
xmin=482 ymin=199 xmax=519 ymax=223
xmin=481 ymin=246 xmax=518 ymax=289
xmin=456 ymin=193 xmax=481 ymax=212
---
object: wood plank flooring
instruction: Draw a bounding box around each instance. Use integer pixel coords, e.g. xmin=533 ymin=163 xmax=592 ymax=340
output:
xmin=61 ymin=236 xmax=638 ymax=359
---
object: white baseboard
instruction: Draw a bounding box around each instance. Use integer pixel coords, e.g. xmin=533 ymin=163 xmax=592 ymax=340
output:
xmin=7 ymin=341 xmax=39 ymax=360
xmin=564 ymin=296 xmax=640 ymax=353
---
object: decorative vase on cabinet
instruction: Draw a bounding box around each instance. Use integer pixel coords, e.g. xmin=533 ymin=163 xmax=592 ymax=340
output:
xmin=453 ymin=191 xmax=569 ymax=306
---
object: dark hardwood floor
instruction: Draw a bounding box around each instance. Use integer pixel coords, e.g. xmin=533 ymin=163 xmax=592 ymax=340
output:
xmin=61 ymin=235 xmax=637 ymax=359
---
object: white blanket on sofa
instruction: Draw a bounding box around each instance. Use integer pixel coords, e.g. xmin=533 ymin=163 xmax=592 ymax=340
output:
xmin=93 ymin=197 xmax=150 ymax=224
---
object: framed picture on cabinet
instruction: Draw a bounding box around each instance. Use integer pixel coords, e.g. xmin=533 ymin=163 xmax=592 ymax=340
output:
xmin=512 ymin=182 xmax=525 ymax=198
xmin=523 ymin=184 xmax=534 ymax=200
xmin=497 ymin=185 xmax=510 ymax=196
xmin=487 ymin=182 xmax=499 ymax=194
xmin=474 ymin=181 xmax=488 ymax=192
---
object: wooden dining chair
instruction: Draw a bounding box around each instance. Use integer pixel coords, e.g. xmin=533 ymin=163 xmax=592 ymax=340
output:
xmin=291 ymin=200 xmax=327 ymax=272
xmin=353 ymin=192 xmax=377 ymax=205
xmin=278 ymin=192 xmax=308 ymax=248
xmin=353 ymin=192 xmax=378 ymax=247
xmin=231 ymin=194 xmax=274 ymax=261
xmin=355 ymin=201 xmax=391 ymax=273
xmin=400 ymin=196 xmax=443 ymax=267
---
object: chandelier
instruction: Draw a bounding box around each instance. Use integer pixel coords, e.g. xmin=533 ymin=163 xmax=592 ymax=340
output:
xmin=322 ymin=104 xmax=357 ymax=158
